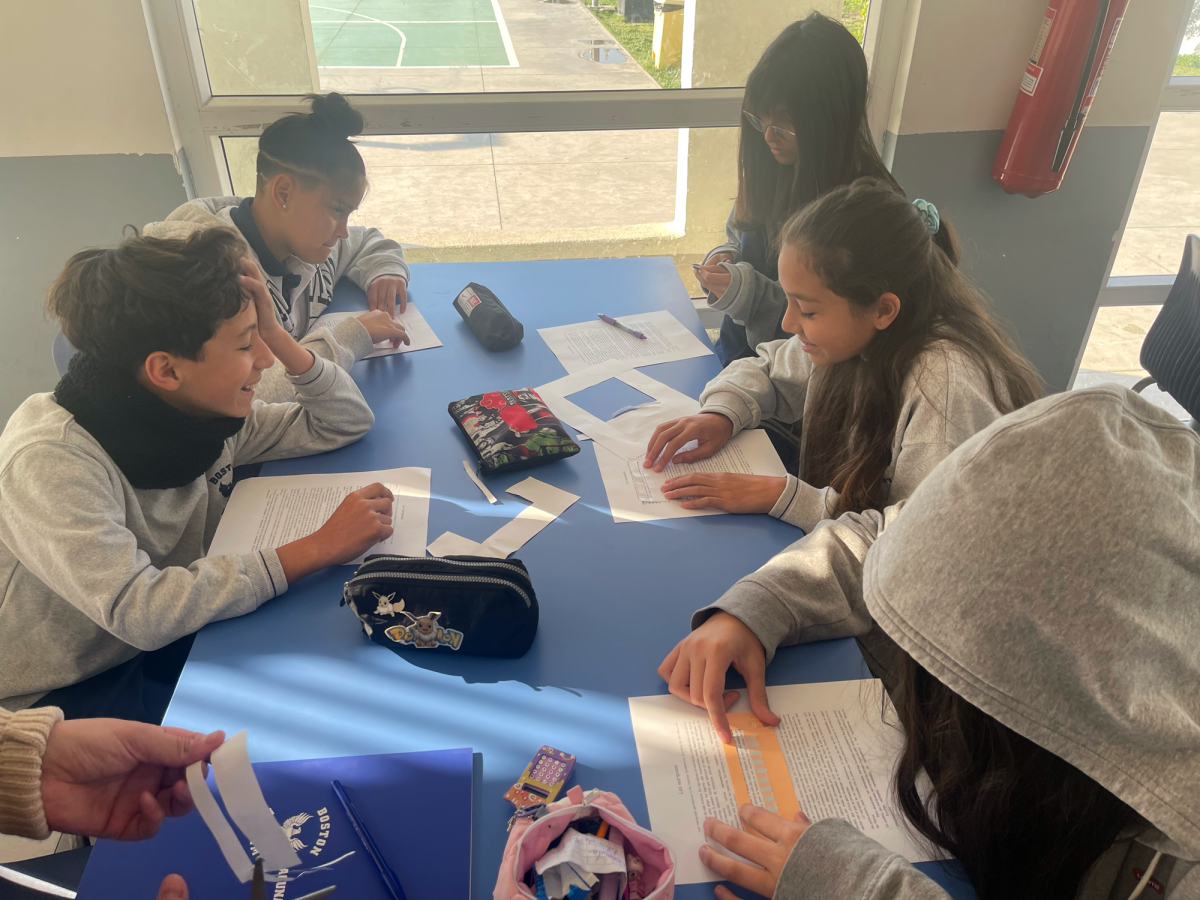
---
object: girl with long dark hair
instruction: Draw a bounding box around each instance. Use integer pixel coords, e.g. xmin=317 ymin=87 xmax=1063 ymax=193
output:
xmin=692 ymin=386 xmax=1199 ymax=900
xmin=697 ymin=12 xmax=901 ymax=367
xmin=647 ymin=178 xmax=1041 ymax=531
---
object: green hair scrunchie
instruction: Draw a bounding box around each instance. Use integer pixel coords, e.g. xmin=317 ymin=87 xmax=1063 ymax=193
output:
xmin=912 ymin=198 xmax=940 ymax=235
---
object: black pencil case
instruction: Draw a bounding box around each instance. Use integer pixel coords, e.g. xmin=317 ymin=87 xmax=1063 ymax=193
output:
xmin=454 ymin=282 xmax=524 ymax=352
xmin=341 ymin=555 xmax=539 ymax=658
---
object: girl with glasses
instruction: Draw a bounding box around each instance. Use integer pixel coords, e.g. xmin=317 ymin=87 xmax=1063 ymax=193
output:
xmin=696 ymin=13 xmax=903 ymax=372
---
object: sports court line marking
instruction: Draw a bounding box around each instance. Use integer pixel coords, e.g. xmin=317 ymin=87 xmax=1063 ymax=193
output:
xmin=489 ymin=0 xmax=519 ymax=67
xmin=311 ymin=4 xmax=408 ymax=65
xmin=310 ymin=20 xmax=494 ymax=24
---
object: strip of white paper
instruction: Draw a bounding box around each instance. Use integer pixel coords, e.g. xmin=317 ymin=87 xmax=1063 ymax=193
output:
xmin=185 ymin=760 xmax=256 ymax=883
xmin=428 ymin=477 xmax=579 ymax=558
xmin=211 ymin=731 xmax=301 ymax=872
xmin=462 ymin=460 xmax=499 ymax=504
xmin=315 ymin=305 xmax=443 ymax=357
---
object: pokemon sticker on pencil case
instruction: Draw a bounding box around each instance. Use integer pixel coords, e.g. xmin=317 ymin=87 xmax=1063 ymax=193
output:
xmin=384 ymin=610 xmax=465 ymax=651
xmin=372 ymin=591 xmax=402 ymax=616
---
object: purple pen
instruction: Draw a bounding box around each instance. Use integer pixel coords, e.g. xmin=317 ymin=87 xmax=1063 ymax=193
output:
xmin=598 ymin=314 xmax=647 ymax=340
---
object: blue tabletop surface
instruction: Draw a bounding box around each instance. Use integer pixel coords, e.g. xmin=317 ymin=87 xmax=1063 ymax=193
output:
xmin=157 ymin=258 xmax=969 ymax=900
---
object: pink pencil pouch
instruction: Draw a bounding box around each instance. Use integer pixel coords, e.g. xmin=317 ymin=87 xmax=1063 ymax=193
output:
xmin=494 ymin=785 xmax=675 ymax=900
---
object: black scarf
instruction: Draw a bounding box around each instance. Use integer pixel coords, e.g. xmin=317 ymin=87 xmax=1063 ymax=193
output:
xmin=54 ymin=354 xmax=246 ymax=490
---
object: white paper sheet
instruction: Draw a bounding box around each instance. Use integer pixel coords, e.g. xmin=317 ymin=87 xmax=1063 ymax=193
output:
xmin=595 ymin=428 xmax=786 ymax=524
xmin=428 ymin=477 xmax=579 ymax=558
xmin=315 ymin=305 xmax=443 ymax=357
xmin=535 ymin=828 xmax=628 ymax=875
xmin=463 ymin=460 xmax=499 ymax=504
xmin=537 ymin=310 xmax=713 ymax=373
xmin=208 ymin=468 xmax=431 ymax=563
xmin=628 ymin=682 xmax=934 ymax=886
xmin=535 ymin=361 xmax=701 ymax=461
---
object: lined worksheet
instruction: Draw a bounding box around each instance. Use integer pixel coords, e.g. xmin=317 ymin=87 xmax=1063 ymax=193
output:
xmin=595 ymin=429 xmax=786 ymax=523
xmin=629 ymin=682 xmax=933 ymax=885
xmin=315 ymin=305 xmax=443 ymax=357
xmin=208 ymin=467 xmax=431 ymax=562
xmin=537 ymin=310 xmax=713 ymax=373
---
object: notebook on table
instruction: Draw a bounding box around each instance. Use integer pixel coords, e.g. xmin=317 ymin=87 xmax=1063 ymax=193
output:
xmin=77 ymin=747 xmax=473 ymax=900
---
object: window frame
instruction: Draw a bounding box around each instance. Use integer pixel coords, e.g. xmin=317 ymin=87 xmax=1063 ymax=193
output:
xmin=144 ymin=0 xmax=898 ymax=199
xmin=1098 ymin=70 xmax=1200 ymax=307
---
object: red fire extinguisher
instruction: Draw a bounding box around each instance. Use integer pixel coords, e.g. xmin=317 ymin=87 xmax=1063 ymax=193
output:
xmin=993 ymin=0 xmax=1128 ymax=198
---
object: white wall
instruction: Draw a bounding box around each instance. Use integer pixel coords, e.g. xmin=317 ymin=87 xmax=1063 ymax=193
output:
xmin=893 ymin=0 xmax=1186 ymax=136
xmin=0 ymin=0 xmax=173 ymax=157
xmin=0 ymin=0 xmax=185 ymax=423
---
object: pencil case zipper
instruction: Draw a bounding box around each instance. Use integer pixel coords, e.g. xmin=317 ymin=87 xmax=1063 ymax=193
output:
xmin=344 ymin=571 xmax=533 ymax=609
xmin=355 ymin=554 xmax=532 ymax=588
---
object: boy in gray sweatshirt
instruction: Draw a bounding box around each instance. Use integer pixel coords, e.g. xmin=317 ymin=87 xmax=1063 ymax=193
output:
xmin=0 ymin=230 xmax=394 ymax=720
xmin=683 ymin=386 xmax=1200 ymax=898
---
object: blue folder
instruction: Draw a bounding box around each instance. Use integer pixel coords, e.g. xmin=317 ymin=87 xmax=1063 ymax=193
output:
xmin=77 ymin=747 xmax=473 ymax=900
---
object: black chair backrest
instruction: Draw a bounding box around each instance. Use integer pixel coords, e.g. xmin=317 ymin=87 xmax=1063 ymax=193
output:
xmin=1140 ymin=234 xmax=1200 ymax=420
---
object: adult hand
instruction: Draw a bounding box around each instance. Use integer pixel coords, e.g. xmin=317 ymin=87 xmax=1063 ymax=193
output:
xmin=157 ymin=874 xmax=188 ymax=899
xmin=40 ymin=720 xmax=225 ymax=841
xmin=356 ymin=309 xmax=410 ymax=349
xmin=695 ymin=263 xmax=732 ymax=297
xmin=662 ymin=473 xmax=787 ymax=514
xmin=644 ymin=413 xmax=734 ymax=473
xmin=658 ymin=612 xmax=776 ymax=744
xmin=701 ymin=805 xmax=811 ymax=899
xmin=367 ymin=275 xmax=408 ymax=316
xmin=277 ymin=483 xmax=394 ymax=583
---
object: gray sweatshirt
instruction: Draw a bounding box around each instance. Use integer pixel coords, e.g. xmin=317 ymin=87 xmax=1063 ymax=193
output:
xmin=699 ymin=336 xmax=1008 ymax=534
xmin=145 ymin=197 xmax=408 ymax=404
xmin=703 ymin=206 xmax=788 ymax=352
xmin=752 ymin=385 xmax=1200 ymax=899
xmin=0 ymin=355 xmax=373 ymax=710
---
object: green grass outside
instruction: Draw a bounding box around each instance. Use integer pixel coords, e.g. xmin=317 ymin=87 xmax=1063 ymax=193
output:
xmin=1175 ymin=52 xmax=1200 ymax=77
xmin=842 ymin=0 xmax=869 ymax=43
xmin=582 ymin=5 xmax=682 ymax=90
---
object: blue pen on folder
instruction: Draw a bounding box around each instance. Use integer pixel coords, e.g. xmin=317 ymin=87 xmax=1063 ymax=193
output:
xmin=597 ymin=313 xmax=646 ymax=340
xmin=331 ymin=780 xmax=407 ymax=900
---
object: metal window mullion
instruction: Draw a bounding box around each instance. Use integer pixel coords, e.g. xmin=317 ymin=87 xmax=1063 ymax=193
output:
xmin=1161 ymin=77 xmax=1200 ymax=112
xmin=196 ymin=88 xmax=746 ymax=137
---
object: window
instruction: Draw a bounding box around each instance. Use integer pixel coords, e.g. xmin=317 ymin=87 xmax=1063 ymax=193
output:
xmin=1079 ymin=0 xmax=1199 ymax=401
xmin=145 ymin=0 xmax=883 ymax=283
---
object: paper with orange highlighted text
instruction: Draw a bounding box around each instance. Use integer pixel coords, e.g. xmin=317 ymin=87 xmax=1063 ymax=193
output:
xmin=628 ymin=680 xmax=935 ymax=885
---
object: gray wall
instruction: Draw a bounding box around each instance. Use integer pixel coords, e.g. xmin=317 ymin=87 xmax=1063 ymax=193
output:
xmin=889 ymin=126 xmax=1150 ymax=392
xmin=0 ymin=154 xmax=187 ymax=424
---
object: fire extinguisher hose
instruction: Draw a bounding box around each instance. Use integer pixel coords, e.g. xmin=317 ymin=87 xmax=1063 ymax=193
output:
xmin=1051 ymin=0 xmax=1111 ymax=172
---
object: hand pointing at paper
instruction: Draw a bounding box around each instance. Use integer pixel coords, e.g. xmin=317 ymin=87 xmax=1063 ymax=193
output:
xmin=657 ymin=611 xmax=778 ymax=745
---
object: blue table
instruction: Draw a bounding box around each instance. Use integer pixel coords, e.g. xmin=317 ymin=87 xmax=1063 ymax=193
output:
xmin=159 ymin=258 xmax=968 ymax=899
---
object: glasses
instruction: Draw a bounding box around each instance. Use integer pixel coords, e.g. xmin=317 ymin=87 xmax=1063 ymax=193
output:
xmin=743 ymin=111 xmax=796 ymax=141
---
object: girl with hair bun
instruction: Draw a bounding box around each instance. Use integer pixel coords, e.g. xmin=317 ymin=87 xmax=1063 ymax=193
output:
xmin=146 ymin=93 xmax=410 ymax=403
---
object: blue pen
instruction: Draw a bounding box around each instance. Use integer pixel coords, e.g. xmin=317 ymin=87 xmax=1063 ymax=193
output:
xmin=330 ymin=780 xmax=407 ymax=900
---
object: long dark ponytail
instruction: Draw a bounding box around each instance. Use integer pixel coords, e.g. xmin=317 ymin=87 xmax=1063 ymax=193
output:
xmin=734 ymin=13 xmax=899 ymax=240
xmin=783 ymin=178 xmax=1043 ymax=515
